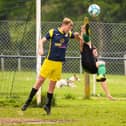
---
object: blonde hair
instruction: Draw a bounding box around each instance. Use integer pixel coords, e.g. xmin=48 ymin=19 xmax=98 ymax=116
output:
xmin=62 ymin=17 xmax=73 ymax=26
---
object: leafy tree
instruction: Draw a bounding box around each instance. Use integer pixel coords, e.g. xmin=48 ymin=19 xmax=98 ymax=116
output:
xmin=42 ymin=0 xmax=126 ymax=23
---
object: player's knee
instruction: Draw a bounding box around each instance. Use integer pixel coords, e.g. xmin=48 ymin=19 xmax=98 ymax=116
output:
xmin=97 ymin=60 xmax=105 ymax=65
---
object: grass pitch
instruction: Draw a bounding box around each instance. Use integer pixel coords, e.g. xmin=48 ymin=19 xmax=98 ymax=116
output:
xmin=0 ymin=72 xmax=126 ymax=126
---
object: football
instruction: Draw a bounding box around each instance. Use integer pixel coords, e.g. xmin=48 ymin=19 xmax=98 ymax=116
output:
xmin=88 ymin=4 xmax=100 ymax=17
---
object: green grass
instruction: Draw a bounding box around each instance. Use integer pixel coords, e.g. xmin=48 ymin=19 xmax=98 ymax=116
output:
xmin=0 ymin=71 xmax=126 ymax=126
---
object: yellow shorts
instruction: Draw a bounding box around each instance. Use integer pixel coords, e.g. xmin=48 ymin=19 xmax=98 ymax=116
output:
xmin=40 ymin=59 xmax=62 ymax=81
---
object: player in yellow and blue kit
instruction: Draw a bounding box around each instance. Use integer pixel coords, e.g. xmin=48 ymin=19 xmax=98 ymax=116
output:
xmin=21 ymin=17 xmax=81 ymax=114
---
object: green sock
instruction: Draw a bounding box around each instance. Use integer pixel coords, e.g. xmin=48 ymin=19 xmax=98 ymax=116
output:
xmin=83 ymin=34 xmax=91 ymax=43
xmin=98 ymin=64 xmax=106 ymax=75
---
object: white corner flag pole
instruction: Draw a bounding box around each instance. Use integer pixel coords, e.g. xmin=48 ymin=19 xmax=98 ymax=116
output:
xmin=36 ymin=0 xmax=41 ymax=105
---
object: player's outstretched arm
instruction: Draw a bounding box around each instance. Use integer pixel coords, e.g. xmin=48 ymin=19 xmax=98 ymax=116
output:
xmin=38 ymin=37 xmax=47 ymax=56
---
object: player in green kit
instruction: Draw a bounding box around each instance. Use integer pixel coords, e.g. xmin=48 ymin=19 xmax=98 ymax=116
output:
xmin=80 ymin=17 xmax=113 ymax=100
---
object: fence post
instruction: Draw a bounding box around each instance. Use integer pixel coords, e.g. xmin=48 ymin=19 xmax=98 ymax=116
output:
xmin=1 ymin=53 xmax=5 ymax=71
xmin=92 ymin=74 xmax=96 ymax=96
xmin=84 ymin=72 xmax=90 ymax=99
xmin=80 ymin=56 xmax=82 ymax=74
xmin=17 ymin=53 xmax=21 ymax=71
xmin=124 ymin=54 xmax=126 ymax=75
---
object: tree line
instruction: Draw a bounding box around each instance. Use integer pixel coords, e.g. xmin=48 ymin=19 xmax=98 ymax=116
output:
xmin=0 ymin=0 xmax=125 ymax=23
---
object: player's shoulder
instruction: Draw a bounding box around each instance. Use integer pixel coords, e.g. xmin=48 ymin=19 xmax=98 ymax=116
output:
xmin=48 ymin=28 xmax=57 ymax=38
xmin=68 ymin=31 xmax=74 ymax=38
xmin=69 ymin=30 xmax=72 ymax=35
xmin=48 ymin=28 xmax=57 ymax=32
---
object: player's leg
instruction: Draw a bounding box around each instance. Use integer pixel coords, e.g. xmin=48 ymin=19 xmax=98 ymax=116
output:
xmin=21 ymin=75 xmax=45 ymax=111
xmin=94 ymin=61 xmax=113 ymax=100
xmin=43 ymin=61 xmax=62 ymax=115
xmin=82 ymin=16 xmax=91 ymax=45
xmin=96 ymin=61 xmax=106 ymax=81
xmin=101 ymin=80 xmax=113 ymax=100
xmin=43 ymin=80 xmax=56 ymax=115
xmin=21 ymin=59 xmax=51 ymax=111
xmin=82 ymin=60 xmax=113 ymax=100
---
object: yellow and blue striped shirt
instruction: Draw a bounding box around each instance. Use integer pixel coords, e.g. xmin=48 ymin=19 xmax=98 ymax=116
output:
xmin=45 ymin=28 xmax=74 ymax=61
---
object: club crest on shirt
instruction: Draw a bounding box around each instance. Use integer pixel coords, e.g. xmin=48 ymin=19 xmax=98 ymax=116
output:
xmin=55 ymin=38 xmax=66 ymax=48
xmin=55 ymin=38 xmax=64 ymax=47
xmin=60 ymin=38 xmax=65 ymax=43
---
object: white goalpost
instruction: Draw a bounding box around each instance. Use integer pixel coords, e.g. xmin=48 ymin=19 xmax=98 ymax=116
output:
xmin=36 ymin=0 xmax=42 ymax=105
xmin=93 ymin=74 xmax=96 ymax=95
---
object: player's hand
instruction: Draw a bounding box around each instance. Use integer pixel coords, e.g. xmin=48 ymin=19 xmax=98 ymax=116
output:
xmin=38 ymin=48 xmax=44 ymax=56
xmin=74 ymin=32 xmax=82 ymax=41
xmin=92 ymin=48 xmax=98 ymax=57
xmin=74 ymin=32 xmax=79 ymax=36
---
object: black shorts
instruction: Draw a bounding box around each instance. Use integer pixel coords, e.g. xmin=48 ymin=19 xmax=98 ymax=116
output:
xmin=82 ymin=61 xmax=98 ymax=74
xmin=81 ymin=44 xmax=98 ymax=74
